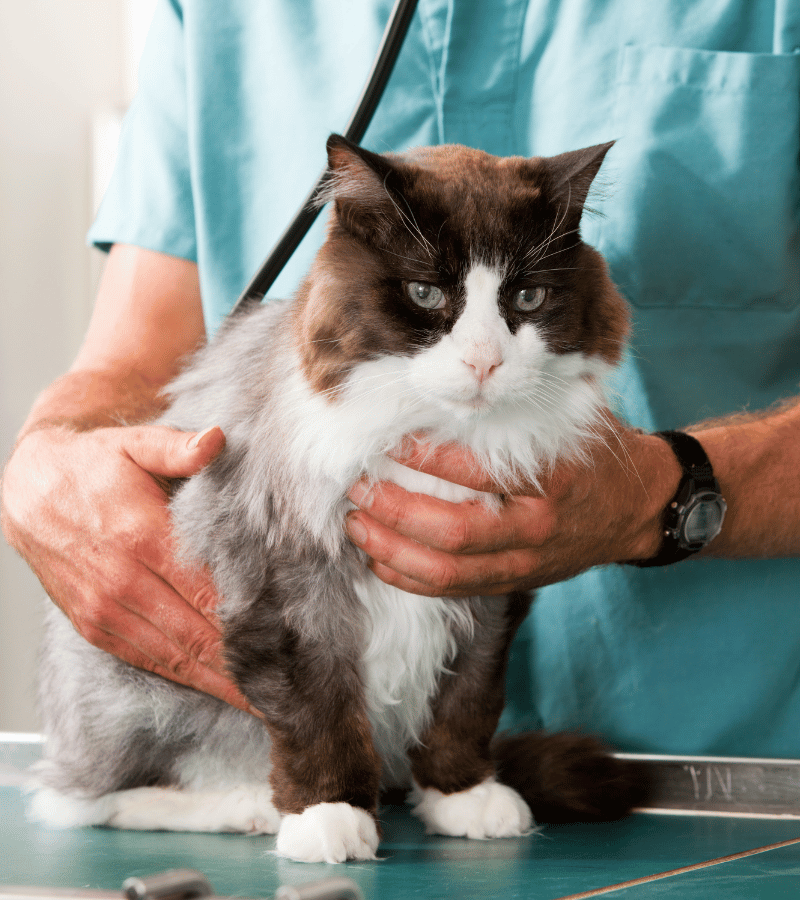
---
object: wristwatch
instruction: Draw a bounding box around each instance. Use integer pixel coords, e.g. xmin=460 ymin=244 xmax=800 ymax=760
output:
xmin=629 ymin=430 xmax=727 ymax=567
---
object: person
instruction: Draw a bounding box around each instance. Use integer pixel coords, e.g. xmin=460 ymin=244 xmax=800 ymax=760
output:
xmin=3 ymin=0 xmax=800 ymax=755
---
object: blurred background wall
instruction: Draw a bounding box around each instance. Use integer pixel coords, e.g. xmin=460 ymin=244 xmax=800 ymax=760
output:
xmin=0 ymin=0 xmax=156 ymax=732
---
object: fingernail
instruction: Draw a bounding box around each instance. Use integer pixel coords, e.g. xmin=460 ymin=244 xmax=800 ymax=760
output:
xmin=346 ymin=514 xmax=369 ymax=546
xmin=187 ymin=426 xmax=218 ymax=451
xmin=348 ymin=481 xmax=374 ymax=510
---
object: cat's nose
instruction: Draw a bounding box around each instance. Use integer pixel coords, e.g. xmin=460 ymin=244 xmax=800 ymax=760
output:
xmin=462 ymin=348 xmax=503 ymax=383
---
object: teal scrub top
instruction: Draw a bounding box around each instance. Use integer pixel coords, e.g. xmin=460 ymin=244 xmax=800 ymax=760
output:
xmin=89 ymin=0 xmax=800 ymax=757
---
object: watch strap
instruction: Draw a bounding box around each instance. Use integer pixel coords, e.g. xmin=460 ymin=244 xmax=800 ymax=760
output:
xmin=628 ymin=430 xmax=721 ymax=568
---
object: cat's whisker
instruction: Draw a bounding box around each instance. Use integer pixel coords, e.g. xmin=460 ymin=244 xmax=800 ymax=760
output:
xmin=381 ymin=175 xmax=436 ymax=260
xmin=380 ymin=247 xmax=431 ymax=266
xmin=530 ymin=241 xmax=583 ymax=267
xmin=525 ymin=222 xmax=582 ymax=266
xmin=521 ymin=266 xmax=579 ymax=277
xmin=525 ymin=233 xmax=581 ymax=269
xmin=523 ymin=207 xmax=574 ymax=266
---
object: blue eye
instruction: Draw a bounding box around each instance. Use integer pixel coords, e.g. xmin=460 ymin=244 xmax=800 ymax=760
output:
xmin=513 ymin=287 xmax=547 ymax=312
xmin=405 ymin=281 xmax=445 ymax=310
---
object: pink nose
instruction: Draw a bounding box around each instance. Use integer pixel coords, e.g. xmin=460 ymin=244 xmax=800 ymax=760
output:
xmin=462 ymin=350 xmax=503 ymax=383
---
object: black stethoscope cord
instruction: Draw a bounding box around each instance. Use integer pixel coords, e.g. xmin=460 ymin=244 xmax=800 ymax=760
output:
xmin=229 ymin=0 xmax=420 ymax=317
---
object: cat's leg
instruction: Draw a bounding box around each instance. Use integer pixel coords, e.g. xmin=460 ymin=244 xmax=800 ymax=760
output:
xmin=29 ymin=783 xmax=281 ymax=834
xmin=225 ymin=594 xmax=383 ymax=863
xmin=266 ymin=689 xmax=381 ymax=862
xmin=409 ymin=592 xmax=534 ymax=840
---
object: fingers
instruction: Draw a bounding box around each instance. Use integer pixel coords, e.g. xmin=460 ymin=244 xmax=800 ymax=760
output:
xmin=100 ymin=432 xmax=256 ymax=711
xmin=369 ymin=562 xmax=521 ymax=597
xmin=389 ymin=438 xmax=505 ymax=493
xmin=120 ymin=424 xmax=226 ymax=479
xmin=69 ymin=548 xmax=255 ymax=715
xmin=348 ymin=480 xmax=551 ymax=555
xmin=389 ymin=436 xmax=539 ymax=495
xmin=80 ymin=593 xmax=254 ymax=714
xmin=17 ymin=423 xmax=255 ymax=713
xmin=346 ymin=482 xmax=552 ymax=596
xmin=347 ymin=508 xmax=535 ymax=596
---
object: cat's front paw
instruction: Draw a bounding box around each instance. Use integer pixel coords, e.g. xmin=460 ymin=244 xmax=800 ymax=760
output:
xmin=275 ymin=802 xmax=379 ymax=863
xmin=411 ymin=778 xmax=533 ymax=839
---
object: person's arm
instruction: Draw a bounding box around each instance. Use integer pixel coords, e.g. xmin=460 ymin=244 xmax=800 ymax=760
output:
xmin=1 ymin=243 xmax=253 ymax=713
xmin=343 ymin=400 xmax=800 ymax=597
xmin=688 ymin=399 xmax=800 ymax=558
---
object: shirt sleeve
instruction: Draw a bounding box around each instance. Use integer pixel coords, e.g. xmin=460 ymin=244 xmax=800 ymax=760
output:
xmin=87 ymin=0 xmax=197 ymax=261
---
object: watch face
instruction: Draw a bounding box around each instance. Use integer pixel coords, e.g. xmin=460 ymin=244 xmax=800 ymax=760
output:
xmin=680 ymin=491 xmax=727 ymax=549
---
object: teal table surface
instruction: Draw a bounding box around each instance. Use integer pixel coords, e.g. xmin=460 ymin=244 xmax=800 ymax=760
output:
xmin=3 ymin=739 xmax=800 ymax=899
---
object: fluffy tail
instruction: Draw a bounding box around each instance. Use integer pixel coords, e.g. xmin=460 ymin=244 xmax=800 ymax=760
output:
xmin=492 ymin=732 xmax=649 ymax=823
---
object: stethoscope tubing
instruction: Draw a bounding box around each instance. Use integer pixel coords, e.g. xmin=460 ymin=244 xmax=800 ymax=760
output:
xmin=229 ymin=0 xmax=420 ymax=317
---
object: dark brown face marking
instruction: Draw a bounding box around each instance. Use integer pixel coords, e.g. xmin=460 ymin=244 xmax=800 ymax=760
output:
xmin=293 ymin=135 xmax=629 ymax=397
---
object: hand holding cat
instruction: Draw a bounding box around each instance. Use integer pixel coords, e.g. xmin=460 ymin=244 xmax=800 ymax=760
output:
xmin=1 ymin=422 xmax=254 ymax=714
xmin=346 ymin=424 xmax=681 ymax=596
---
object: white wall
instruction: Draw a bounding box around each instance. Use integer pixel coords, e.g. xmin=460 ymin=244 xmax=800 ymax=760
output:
xmin=0 ymin=1 xmax=154 ymax=731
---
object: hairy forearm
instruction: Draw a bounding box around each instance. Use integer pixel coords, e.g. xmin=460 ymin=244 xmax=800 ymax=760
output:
xmin=689 ymin=398 xmax=800 ymax=558
xmin=17 ymin=368 xmax=169 ymax=440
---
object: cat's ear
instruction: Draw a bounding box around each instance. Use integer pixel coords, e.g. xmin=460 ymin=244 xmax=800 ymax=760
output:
xmin=321 ymin=134 xmax=400 ymax=245
xmin=544 ymin=141 xmax=615 ymax=224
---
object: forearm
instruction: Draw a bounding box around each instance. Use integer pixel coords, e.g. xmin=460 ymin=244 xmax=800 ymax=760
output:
xmin=689 ymin=398 xmax=800 ymax=558
xmin=16 ymin=245 xmax=204 ymax=441
xmin=18 ymin=367 xmax=168 ymax=439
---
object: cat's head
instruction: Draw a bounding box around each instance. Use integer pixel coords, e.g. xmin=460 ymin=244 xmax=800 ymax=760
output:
xmin=293 ymin=135 xmax=628 ymax=468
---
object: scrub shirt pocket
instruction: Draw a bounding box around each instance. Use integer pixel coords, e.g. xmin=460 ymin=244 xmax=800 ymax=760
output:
xmin=601 ymin=44 xmax=800 ymax=310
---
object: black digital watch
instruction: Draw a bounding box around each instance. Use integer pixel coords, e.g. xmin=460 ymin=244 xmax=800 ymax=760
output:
xmin=629 ymin=430 xmax=727 ymax=567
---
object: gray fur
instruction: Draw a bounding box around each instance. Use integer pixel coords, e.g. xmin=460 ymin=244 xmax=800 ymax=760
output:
xmin=36 ymin=298 xmax=366 ymax=799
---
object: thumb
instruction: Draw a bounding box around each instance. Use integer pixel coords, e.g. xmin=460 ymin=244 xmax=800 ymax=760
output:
xmin=120 ymin=424 xmax=226 ymax=479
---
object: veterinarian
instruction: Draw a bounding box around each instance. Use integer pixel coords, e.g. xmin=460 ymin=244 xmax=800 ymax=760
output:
xmin=3 ymin=0 xmax=800 ymax=755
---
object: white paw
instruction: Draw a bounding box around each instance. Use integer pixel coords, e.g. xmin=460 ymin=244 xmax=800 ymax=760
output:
xmin=28 ymin=786 xmax=116 ymax=829
xmin=275 ymin=802 xmax=379 ymax=863
xmin=411 ymin=777 xmax=533 ymax=839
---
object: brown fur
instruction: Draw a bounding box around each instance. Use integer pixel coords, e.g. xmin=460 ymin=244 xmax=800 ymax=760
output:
xmin=410 ymin=593 xmax=532 ymax=794
xmin=269 ymin=706 xmax=382 ymax=816
xmin=492 ymin=732 xmax=650 ymax=823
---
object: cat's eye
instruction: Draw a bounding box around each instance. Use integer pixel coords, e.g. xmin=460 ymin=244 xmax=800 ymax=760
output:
xmin=405 ymin=281 xmax=446 ymax=310
xmin=513 ymin=287 xmax=547 ymax=312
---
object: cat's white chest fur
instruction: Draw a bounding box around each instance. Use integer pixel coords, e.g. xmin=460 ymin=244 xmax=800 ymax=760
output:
xmin=353 ymin=457 xmax=480 ymax=785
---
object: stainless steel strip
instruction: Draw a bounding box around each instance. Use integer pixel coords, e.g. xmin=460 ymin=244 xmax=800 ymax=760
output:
xmin=616 ymin=753 xmax=800 ymax=816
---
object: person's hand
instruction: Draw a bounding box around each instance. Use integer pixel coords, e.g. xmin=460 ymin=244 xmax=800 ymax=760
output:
xmin=345 ymin=424 xmax=681 ymax=597
xmin=1 ymin=423 xmax=255 ymax=714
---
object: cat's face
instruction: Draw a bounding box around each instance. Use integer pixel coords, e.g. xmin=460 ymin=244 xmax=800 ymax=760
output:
xmin=294 ymin=136 xmax=628 ymax=430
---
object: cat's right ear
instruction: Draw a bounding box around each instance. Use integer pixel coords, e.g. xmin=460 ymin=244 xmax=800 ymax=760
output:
xmin=320 ymin=134 xmax=400 ymax=245
xmin=544 ymin=141 xmax=615 ymax=228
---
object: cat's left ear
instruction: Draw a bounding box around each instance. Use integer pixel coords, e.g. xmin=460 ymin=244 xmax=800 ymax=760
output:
xmin=321 ymin=134 xmax=400 ymax=245
xmin=545 ymin=140 xmax=615 ymax=224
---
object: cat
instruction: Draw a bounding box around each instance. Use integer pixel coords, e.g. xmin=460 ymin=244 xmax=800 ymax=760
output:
xmin=30 ymin=134 xmax=642 ymax=863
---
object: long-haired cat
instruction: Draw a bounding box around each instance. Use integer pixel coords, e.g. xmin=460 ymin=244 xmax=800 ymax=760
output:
xmin=31 ymin=135 xmax=642 ymax=863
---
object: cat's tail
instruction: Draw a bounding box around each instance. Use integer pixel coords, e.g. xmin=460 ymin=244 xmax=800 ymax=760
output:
xmin=491 ymin=731 xmax=650 ymax=824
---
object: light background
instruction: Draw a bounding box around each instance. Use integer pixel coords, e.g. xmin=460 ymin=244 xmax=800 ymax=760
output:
xmin=0 ymin=0 xmax=156 ymax=731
